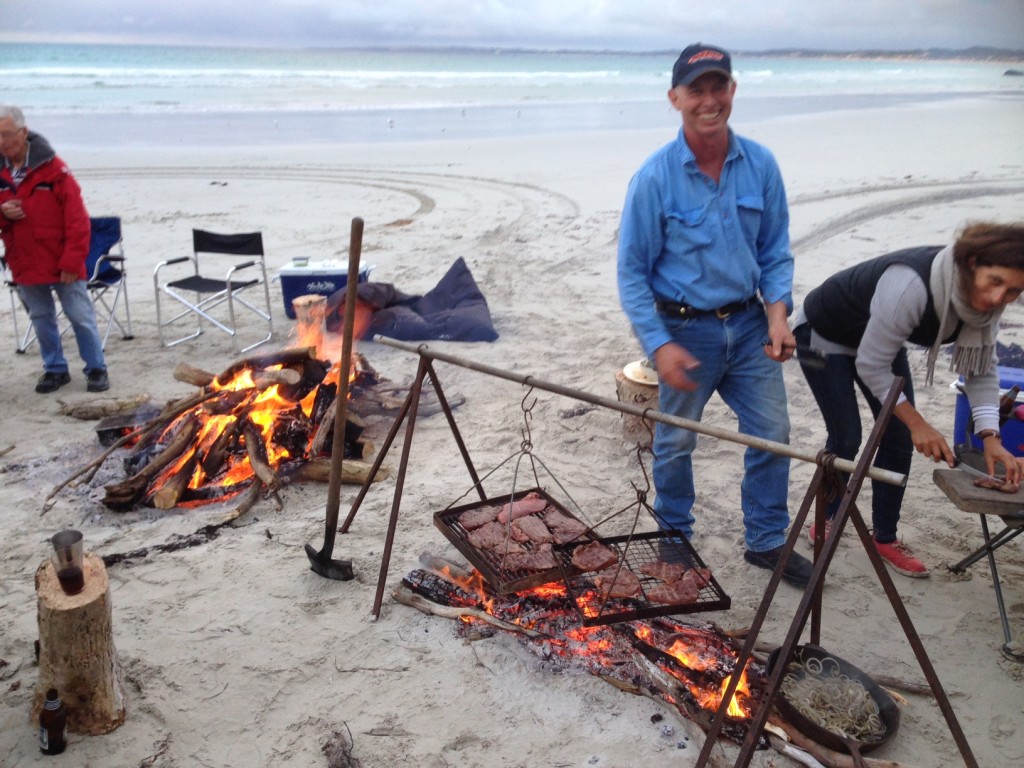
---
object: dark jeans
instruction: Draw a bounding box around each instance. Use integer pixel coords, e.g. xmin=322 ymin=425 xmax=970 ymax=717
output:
xmin=793 ymin=323 xmax=913 ymax=542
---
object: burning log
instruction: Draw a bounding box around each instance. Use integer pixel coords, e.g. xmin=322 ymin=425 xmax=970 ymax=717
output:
xmin=151 ymin=454 xmax=198 ymax=510
xmin=58 ymin=393 xmax=155 ymax=421
xmin=392 ymin=583 xmax=546 ymax=638
xmin=253 ymin=368 xmax=301 ymax=389
xmin=213 ymin=346 xmax=319 ymax=386
xmin=242 ymin=418 xmax=281 ymax=492
xmin=103 ymin=415 xmax=200 ymax=509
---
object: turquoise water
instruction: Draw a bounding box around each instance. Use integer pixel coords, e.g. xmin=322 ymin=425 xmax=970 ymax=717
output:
xmin=3 ymin=43 xmax=1021 ymax=145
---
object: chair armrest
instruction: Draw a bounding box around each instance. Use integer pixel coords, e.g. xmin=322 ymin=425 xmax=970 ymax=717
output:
xmin=154 ymin=255 xmax=194 ymax=279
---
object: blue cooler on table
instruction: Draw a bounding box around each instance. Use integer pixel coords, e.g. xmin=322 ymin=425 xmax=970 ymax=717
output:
xmin=952 ymin=365 xmax=1024 ymax=456
xmin=278 ymin=259 xmax=373 ymax=319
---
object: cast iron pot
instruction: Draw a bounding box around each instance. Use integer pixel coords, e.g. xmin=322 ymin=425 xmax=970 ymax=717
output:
xmin=767 ymin=643 xmax=900 ymax=759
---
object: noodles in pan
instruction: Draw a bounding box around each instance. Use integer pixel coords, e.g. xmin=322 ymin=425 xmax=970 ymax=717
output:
xmin=781 ymin=655 xmax=888 ymax=743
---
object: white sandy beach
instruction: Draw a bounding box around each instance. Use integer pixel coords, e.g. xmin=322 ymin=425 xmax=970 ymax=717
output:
xmin=2 ymin=94 xmax=1024 ymax=767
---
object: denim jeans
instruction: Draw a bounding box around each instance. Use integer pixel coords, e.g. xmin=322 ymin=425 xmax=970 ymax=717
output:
xmin=652 ymin=303 xmax=791 ymax=552
xmin=18 ymin=281 xmax=107 ymax=374
xmin=793 ymin=323 xmax=912 ymax=543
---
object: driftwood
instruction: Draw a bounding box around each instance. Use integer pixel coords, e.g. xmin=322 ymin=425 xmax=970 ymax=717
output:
xmin=253 ymin=368 xmax=301 ymax=389
xmin=768 ymin=715 xmax=919 ymax=768
xmin=151 ymin=455 xmax=198 ymax=510
xmin=58 ymin=393 xmax=155 ymax=421
xmin=290 ymin=457 xmax=386 ymax=485
xmin=392 ymin=584 xmax=547 ymax=638
xmin=173 ymin=363 xmax=216 ymax=388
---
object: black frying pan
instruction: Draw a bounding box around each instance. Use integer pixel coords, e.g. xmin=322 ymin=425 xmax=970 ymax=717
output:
xmin=767 ymin=643 xmax=900 ymax=761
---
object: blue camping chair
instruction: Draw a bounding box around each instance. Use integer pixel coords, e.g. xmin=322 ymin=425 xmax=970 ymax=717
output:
xmin=5 ymin=216 xmax=133 ymax=353
xmin=86 ymin=216 xmax=134 ymax=348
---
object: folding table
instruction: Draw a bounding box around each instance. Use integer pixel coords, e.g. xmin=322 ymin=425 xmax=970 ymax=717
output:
xmin=933 ymin=468 xmax=1024 ymax=662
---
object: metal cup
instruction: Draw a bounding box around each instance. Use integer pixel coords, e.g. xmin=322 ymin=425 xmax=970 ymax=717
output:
xmin=50 ymin=529 xmax=85 ymax=595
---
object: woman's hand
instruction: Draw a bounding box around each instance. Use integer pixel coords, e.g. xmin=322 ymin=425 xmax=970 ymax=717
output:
xmin=982 ymin=434 xmax=1022 ymax=484
xmin=896 ymin=402 xmax=956 ymax=465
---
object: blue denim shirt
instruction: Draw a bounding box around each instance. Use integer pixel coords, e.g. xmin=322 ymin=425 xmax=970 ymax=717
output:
xmin=617 ymin=127 xmax=793 ymax=358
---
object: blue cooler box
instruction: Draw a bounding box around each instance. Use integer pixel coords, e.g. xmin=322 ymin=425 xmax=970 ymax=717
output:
xmin=278 ymin=260 xmax=373 ymax=319
xmin=952 ymin=365 xmax=1024 ymax=456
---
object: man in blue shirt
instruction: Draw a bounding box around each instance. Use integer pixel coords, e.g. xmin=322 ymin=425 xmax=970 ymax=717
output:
xmin=617 ymin=43 xmax=812 ymax=587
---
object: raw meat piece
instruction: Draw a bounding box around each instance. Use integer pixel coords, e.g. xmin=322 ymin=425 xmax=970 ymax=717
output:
xmin=458 ymin=504 xmax=499 ymax=530
xmin=571 ymin=541 xmax=619 ymax=572
xmin=503 ymin=543 xmax=558 ymax=572
xmin=646 ymin=577 xmax=700 ymax=605
xmin=593 ymin=565 xmax=642 ymax=598
xmin=687 ymin=567 xmax=713 ymax=589
xmin=973 ymin=475 xmax=1020 ymax=494
xmin=467 ymin=521 xmax=524 ymax=553
xmin=510 ymin=515 xmax=553 ymax=544
xmin=496 ymin=492 xmax=549 ymax=524
xmin=640 ymin=560 xmax=687 ymax=583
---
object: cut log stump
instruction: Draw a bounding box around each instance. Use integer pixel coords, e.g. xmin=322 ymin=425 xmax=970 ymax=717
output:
xmin=34 ymin=553 xmax=126 ymax=735
xmin=614 ymin=370 xmax=659 ymax=448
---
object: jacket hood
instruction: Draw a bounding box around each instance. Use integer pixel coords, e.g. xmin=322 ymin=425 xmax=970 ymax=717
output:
xmin=24 ymin=131 xmax=56 ymax=171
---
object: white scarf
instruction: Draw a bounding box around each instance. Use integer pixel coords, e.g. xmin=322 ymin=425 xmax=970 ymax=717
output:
xmin=925 ymin=244 xmax=1001 ymax=386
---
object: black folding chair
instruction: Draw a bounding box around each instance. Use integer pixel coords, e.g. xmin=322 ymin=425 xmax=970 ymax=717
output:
xmin=154 ymin=229 xmax=273 ymax=353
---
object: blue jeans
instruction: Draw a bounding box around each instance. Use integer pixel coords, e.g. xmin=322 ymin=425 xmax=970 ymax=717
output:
xmin=18 ymin=281 xmax=107 ymax=374
xmin=652 ymin=303 xmax=791 ymax=552
xmin=793 ymin=323 xmax=911 ymax=543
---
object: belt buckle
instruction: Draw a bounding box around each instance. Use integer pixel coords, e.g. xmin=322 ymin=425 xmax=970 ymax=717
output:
xmin=714 ymin=305 xmax=732 ymax=319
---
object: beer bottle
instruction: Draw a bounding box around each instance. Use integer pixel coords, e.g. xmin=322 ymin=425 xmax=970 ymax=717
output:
xmin=999 ymin=385 xmax=1021 ymax=424
xmin=39 ymin=688 xmax=67 ymax=755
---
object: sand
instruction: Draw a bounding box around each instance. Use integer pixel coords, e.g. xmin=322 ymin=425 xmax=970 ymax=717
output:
xmin=2 ymin=94 xmax=1024 ymax=768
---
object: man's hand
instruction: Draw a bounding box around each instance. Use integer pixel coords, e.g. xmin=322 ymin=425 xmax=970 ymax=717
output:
xmin=653 ymin=342 xmax=700 ymax=391
xmin=59 ymin=270 xmax=77 ymax=284
xmin=0 ymin=199 xmax=24 ymax=220
xmin=762 ymin=300 xmax=794 ymax=362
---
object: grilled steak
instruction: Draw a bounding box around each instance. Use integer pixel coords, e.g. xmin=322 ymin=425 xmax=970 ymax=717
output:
xmin=458 ymin=504 xmax=499 ymax=530
xmin=973 ymin=475 xmax=1021 ymax=494
xmin=640 ymin=560 xmax=687 ymax=582
xmin=646 ymin=577 xmax=700 ymax=605
xmin=496 ymin=492 xmax=549 ymax=524
xmin=467 ymin=521 xmax=524 ymax=553
xmin=503 ymin=542 xmax=558 ymax=571
xmin=571 ymin=541 xmax=619 ymax=572
xmin=510 ymin=515 xmax=554 ymax=544
xmin=593 ymin=565 xmax=641 ymax=598
xmin=542 ymin=508 xmax=589 ymax=542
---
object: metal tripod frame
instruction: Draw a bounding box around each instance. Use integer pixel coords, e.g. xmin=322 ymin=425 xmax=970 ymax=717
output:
xmin=338 ymin=338 xmax=976 ymax=766
xmin=693 ymin=377 xmax=979 ymax=768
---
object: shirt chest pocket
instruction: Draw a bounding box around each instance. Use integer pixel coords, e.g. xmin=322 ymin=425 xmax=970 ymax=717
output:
xmin=665 ymin=207 xmax=713 ymax=252
xmin=736 ymin=194 xmax=765 ymax=241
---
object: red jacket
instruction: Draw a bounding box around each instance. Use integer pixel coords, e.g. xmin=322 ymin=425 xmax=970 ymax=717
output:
xmin=0 ymin=132 xmax=91 ymax=286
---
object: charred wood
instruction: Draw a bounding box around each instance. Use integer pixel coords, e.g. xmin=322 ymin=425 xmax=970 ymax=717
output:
xmin=285 ymin=457 xmax=386 ymax=485
xmin=242 ymin=418 xmax=280 ymax=492
xmin=213 ymin=346 xmax=320 ymax=386
xmin=102 ymin=416 xmax=200 ymax=509
xmin=151 ymin=454 xmax=198 ymax=510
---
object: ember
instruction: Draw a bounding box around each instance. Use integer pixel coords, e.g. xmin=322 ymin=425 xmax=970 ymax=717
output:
xmin=397 ymin=565 xmax=766 ymax=746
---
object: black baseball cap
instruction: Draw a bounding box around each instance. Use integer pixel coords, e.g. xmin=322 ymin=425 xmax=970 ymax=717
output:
xmin=671 ymin=44 xmax=732 ymax=88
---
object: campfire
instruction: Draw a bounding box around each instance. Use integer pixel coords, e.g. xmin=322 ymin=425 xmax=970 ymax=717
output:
xmin=97 ymin=294 xmax=380 ymax=511
xmin=396 ymin=559 xmax=766 ymax=747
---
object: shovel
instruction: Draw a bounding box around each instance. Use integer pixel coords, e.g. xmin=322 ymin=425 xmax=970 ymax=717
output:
xmin=305 ymin=217 xmax=364 ymax=581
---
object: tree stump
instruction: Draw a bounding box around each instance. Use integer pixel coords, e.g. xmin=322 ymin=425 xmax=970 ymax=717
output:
xmin=614 ymin=369 xmax=659 ymax=448
xmin=34 ymin=553 xmax=126 ymax=735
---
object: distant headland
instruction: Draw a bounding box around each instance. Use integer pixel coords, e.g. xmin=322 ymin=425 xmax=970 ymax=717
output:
xmin=736 ymin=46 xmax=1024 ymax=63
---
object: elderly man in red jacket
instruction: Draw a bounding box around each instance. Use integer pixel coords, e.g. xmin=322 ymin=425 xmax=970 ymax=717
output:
xmin=0 ymin=105 xmax=109 ymax=393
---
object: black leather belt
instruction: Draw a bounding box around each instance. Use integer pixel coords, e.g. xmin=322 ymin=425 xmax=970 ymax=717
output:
xmin=655 ymin=296 xmax=759 ymax=319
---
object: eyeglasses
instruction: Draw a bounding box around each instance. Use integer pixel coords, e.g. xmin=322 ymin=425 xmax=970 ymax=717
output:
xmin=0 ymin=128 xmax=26 ymax=141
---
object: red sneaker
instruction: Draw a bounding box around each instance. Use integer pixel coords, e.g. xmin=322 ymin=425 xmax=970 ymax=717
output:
xmin=874 ymin=539 xmax=929 ymax=578
xmin=807 ymin=518 xmax=834 ymax=545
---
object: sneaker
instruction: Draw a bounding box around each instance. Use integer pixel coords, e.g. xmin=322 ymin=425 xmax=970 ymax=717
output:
xmin=874 ymin=539 xmax=929 ymax=578
xmin=86 ymin=369 xmax=110 ymax=393
xmin=35 ymin=371 xmax=71 ymax=393
xmin=744 ymin=545 xmax=814 ymax=589
xmin=807 ymin=518 xmax=835 ymax=545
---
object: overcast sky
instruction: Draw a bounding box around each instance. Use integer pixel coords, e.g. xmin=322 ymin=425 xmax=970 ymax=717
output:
xmin=2 ymin=0 xmax=1022 ymax=52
